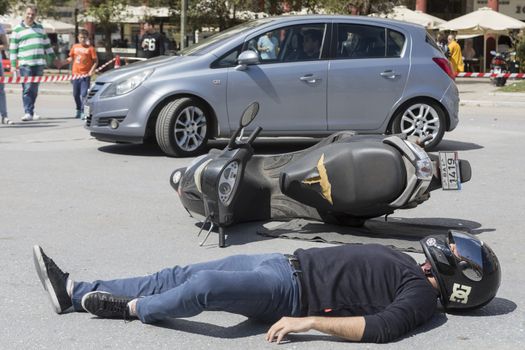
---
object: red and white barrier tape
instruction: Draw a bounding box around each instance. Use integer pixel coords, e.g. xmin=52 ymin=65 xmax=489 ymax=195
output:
xmin=0 ymin=56 xmax=120 ymax=84
xmin=457 ymin=72 xmax=525 ymax=79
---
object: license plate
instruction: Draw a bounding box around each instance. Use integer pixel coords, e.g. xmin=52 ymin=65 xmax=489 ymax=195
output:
xmin=439 ymin=152 xmax=461 ymax=190
xmin=493 ymin=68 xmax=501 ymax=74
xmin=84 ymin=105 xmax=90 ymax=118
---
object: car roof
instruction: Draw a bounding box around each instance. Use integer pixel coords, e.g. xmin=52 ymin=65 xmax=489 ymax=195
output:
xmin=258 ymin=14 xmax=425 ymax=31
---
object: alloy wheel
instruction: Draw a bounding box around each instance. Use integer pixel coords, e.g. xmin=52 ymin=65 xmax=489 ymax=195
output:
xmin=398 ymin=103 xmax=441 ymax=140
xmin=174 ymin=106 xmax=208 ymax=152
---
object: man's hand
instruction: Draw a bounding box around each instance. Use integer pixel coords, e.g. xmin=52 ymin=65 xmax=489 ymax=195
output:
xmin=53 ymin=59 xmax=68 ymax=69
xmin=266 ymin=317 xmax=314 ymax=344
xmin=266 ymin=316 xmax=366 ymax=344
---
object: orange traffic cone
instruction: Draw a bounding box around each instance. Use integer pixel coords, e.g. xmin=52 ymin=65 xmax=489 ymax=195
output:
xmin=114 ymin=55 xmax=121 ymax=69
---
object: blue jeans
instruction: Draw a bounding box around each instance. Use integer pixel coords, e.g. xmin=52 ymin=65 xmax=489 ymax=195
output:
xmin=19 ymin=65 xmax=44 ymax=116
xmin=72 ymin=77 xmax=90 ymax=112
xmin=0 ymin=64 xmax=6 ymax=118
xmin=72 ymin=253 xmax=302 ymax=323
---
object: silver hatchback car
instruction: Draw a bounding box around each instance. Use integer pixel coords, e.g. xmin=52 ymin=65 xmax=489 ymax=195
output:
xmin=85 ymin=15 xmax=459 ymax=156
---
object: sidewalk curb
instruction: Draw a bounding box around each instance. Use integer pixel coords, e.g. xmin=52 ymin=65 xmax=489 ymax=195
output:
xmin=460 ymin=99 xmax=525 ymax=108
xmin=5 ymin=88 xmax=71 ymax=95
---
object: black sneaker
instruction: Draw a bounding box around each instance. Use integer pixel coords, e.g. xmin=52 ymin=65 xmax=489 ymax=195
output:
xmin=82 ymin=291 xmax=133 ymax=319
xmin=32 ymin=245 xmax=73 ymax=314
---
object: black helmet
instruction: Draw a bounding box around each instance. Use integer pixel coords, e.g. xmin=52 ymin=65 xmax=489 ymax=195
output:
xmin=420 ymin=230 xmax=501 ymax=310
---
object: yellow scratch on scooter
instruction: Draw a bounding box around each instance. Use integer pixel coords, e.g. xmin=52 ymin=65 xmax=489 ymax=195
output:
xmin=302 ymin=154 xmax=333 ymax=205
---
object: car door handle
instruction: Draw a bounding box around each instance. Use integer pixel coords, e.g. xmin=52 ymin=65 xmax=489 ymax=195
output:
xmin=299 ymin=74 xmax=321 ymax=84
xmin=380 ymin=70 xmax=399 ymax=79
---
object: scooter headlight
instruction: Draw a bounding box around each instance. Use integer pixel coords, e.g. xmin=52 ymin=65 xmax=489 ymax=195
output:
xmin=405 ymin=141 xmax=433 ymax=180
xmin=218 ymin=161 xmax=239 ymax=204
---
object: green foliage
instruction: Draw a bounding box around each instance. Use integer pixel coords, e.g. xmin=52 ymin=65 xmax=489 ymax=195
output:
xmin=516 ymin=35 xmax=525 ymax=65
xmin=84 ymin=0 xmax=130 ymax=58
xmin=321 ymin=0 xmax=408 ymax=15
xmin=7 ymin=0 xmax=73 ymax=18
xmin=498 ymin=80 xmax=525 ymax=92
xmin=0 ymin=0 xmax=9 ymax=15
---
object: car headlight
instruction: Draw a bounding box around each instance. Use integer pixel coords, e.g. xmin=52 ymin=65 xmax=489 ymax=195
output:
xmin=100 ymin=69 xmax=154 ymax=98
xmin=218 ymin=162 xmax=239 ymax=204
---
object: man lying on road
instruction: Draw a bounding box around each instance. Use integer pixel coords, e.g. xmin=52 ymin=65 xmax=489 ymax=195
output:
xmin=33 ymin=231 xmax=500 ymax=343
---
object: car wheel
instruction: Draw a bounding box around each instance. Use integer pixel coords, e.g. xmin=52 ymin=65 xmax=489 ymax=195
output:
xmin=392 ymin=100 xmax=446 ymax=150
xmin=156 ymin=98 xmax=209 ymax=157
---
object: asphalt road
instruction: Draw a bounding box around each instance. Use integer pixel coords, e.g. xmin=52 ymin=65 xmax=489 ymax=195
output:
xmin=0 ymin=91 xmax=523 ymax=349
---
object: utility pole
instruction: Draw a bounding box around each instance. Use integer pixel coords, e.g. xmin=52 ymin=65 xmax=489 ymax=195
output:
xmin=180 ymin=0 xmax=187 ymax=49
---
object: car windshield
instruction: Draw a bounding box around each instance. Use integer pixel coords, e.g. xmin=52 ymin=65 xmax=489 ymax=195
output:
xmin=180 ymin=18 xmax=275 ymax=56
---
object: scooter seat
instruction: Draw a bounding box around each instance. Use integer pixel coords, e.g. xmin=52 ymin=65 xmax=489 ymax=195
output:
xmin=280 ymin=141 xmax=407 ymax=215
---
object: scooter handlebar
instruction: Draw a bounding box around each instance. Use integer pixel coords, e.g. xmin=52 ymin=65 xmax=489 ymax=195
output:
xmin=247 ymin=126 xmax=262 ymax=145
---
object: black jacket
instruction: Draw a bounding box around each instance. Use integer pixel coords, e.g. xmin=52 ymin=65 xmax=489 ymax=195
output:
xmin=294 ymin=244 xmax=438 ymax=343
xmin=139 ymin=32 xmax=164 ymax=59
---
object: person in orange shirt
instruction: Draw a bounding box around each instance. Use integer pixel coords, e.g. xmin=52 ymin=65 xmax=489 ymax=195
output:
xmin=67 ymin=30 xmax=98 ymax=119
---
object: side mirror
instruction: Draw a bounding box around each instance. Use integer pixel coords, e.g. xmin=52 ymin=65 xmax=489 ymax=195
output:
xmin=490 ymin=50 xmax=497 ymax=55
xmin=240 ymin=102 xmax=259 ymax=127
xmin=227 ymin=101 xmax=259 ymax=150
xmin=235 ymin=50 xmax=259 ymax=71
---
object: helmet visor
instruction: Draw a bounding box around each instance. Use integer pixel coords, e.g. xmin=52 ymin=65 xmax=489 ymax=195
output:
xmin=448 ymin=231 xmax=483 ymax=281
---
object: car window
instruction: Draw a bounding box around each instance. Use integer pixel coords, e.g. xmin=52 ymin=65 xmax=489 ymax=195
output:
xmin=387 ymin=29 xmax=404 ymax=57
xmin=245 ymin=23 xmax=328 ymax=64
xmin=211 ymin=44 xmax=243 ymax=68
xmin=180 ymin=18 xmax=274 ymax=56
xmin=335 ymin=24 xmax=405 ymax=59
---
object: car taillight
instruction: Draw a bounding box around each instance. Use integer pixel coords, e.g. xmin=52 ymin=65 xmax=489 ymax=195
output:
xmin=493 ymin=59 xmax=504 ymax=65
xmin=433 ymin=57 xmax=455 ymax=80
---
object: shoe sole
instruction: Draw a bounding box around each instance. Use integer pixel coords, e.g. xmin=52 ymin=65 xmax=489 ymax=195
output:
xmin=33 ymin=245 xmax=63 ymax=314
xmin=81 ymin=291 xmax=110 ymax=314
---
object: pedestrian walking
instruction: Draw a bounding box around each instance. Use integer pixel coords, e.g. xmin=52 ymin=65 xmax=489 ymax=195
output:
xmin=33 ymin=231 xmax=500 ymax=343
xmin=0 ymin=23 xmax=11 ymax=125
xmin=9 ymin=4 xmax=60 ymax=121
xmin=67 ymin=29 xmax=98 ymax=119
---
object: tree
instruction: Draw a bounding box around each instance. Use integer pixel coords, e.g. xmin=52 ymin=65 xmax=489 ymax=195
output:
xmin=7 ymin=0 xmax=73 ymax=17
xmin=321 ymin=0 xmax=408 ymax=15
xmin=188 ymin=0 xmax=253 ymax=31
xmin=84 ymin=0 xmax=129 ymax=59
xmin=0 ymin=0 xmax=9 ymax=15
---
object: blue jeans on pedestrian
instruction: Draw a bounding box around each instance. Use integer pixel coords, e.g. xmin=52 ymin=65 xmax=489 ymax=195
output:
xmin=19 ymin=65 xmax=44 ymax=116
xmin=0 ymin=79 xmax=6 ymax=119
xmin=72 ymin=77 xmax=90 ymax=113
xmin=72 ymin=253 xmax=302 ymax=323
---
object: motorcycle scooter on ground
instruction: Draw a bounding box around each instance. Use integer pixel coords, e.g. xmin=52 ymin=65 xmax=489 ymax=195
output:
xmin=171 ymin=102 xmax=471 ymax=247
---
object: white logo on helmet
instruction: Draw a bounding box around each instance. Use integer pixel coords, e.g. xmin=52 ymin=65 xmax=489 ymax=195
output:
xmin=449 ymin=283 xmax=472 ymax=304
xmin=426 ymin=238 xmax=437 ymax=247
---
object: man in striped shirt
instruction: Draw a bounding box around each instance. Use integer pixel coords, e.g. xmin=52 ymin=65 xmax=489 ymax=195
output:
xmin=9 ymin=4 xmax=59 ymax=121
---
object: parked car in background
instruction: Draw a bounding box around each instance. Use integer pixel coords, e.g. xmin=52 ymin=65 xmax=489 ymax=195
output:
xmin=85 ymin=15 xmax=459 ymax=157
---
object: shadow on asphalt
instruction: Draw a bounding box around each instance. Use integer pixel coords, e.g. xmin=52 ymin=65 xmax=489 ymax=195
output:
xmin=191 ymin=221 xmax=273 ymax=249
xmin=155 ymin=317 xmax=269 ymax=338
xmin=398 ymin=313 xmax=448 ymax=342
xmin=98 ymin=143 xmax=166 ymax=157
xmin=447 ymin=297 xmax=517 ymax=317
xmin=190 ymin=217 xmax=491 ymax=249
xmin=433 ymin=139 xmax=484 ymax=151
xmin=6 ymin=124 xmax=59 ymax=128
xmin=97 ymin=138 xmax=319 ymax=158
